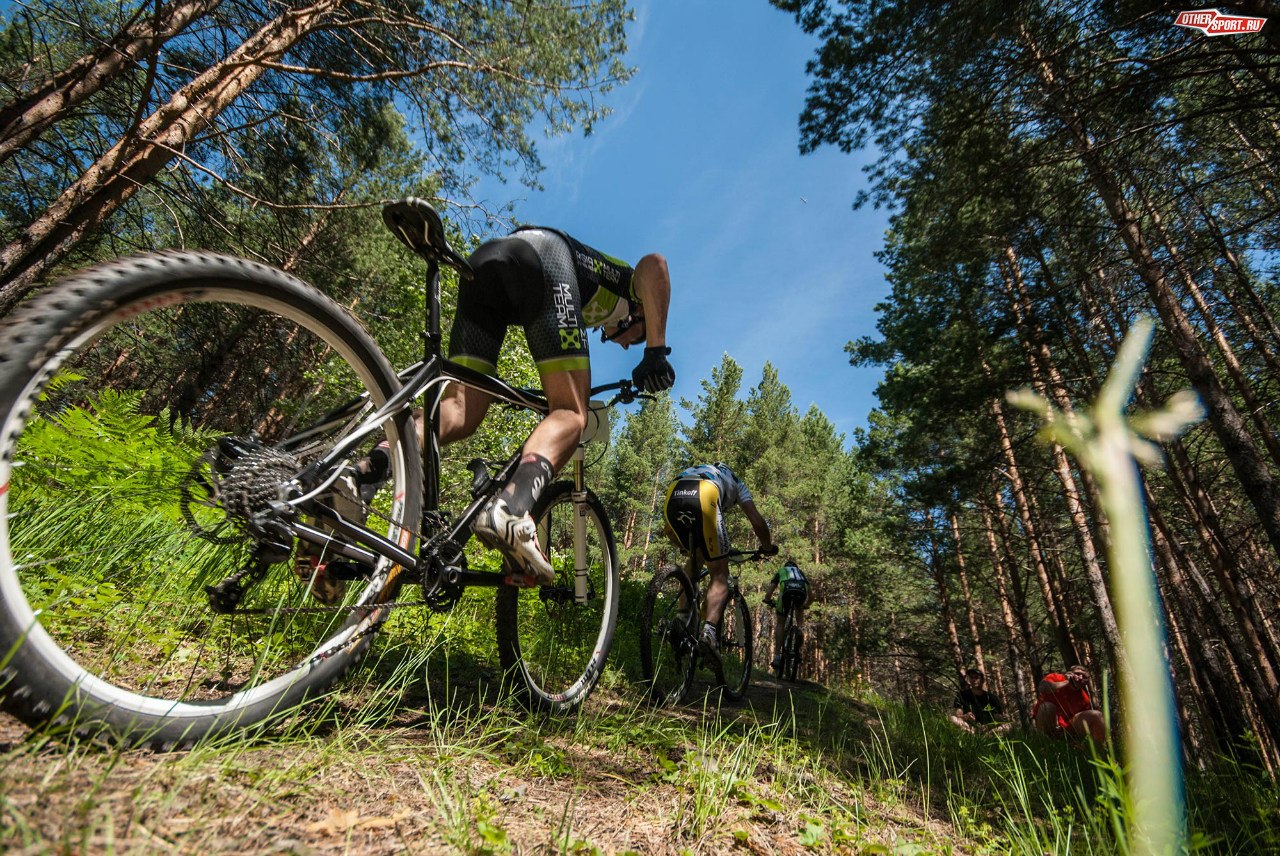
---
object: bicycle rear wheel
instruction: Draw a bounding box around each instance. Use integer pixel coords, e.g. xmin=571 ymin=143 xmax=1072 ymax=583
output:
xmin=496 ymin=480 xmax=619 ymax=712
xmin=718 ymin=584 xmax=753 ymax=701
xmin=639 ymin=565 xmax=696 ymax=705
xmin=0 ymin=252 xmax=422 ymax=748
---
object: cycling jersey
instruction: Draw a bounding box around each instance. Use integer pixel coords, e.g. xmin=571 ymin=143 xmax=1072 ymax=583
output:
xmin=774 ymin=562 xmax=808 ymax=613
xmin=673 ymin=463 xmax=753 ymax=509
xmin=519 ymin=227 xmax=636 ymax=328
xmin=448 ymin=228 xmax=637 ymax=378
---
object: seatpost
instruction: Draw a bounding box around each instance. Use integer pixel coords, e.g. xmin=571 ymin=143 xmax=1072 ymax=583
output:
xmin=425 ymin=260 xmax=442 ymax=358
xmin=422 ymin=260 xmax=443 ymax=514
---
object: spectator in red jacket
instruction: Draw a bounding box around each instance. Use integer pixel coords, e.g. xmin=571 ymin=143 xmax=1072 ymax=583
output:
xmin=1033 ymin=665 xmax=1107 ymax=745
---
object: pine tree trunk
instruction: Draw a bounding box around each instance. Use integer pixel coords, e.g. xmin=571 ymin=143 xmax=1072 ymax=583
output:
xmin=980 ymin=501 xmax=1034 ymax=722
xmin=639 ymin=469 xmax=662 ymax=572
xmin=0 ymin=0 xmax=224 ymax=164
xmin=1163 ymin=439 xmax=1280 ymax=686
xmin=1182 ymin=185 xmax=1280 ymax=375
xmin=950 ymin=512 xmax=984 ymax=670
xmin=1002 ymin=246 xmax=1122 ymax=665
xmin=1135 ymin=180 xmax=1280 ymax=469
xmin=0 ymin=0 xmax=344 ymax=309
xmin=925 ymin=508 xmax=967 ymax=677
xmin=990 ymin=396 xmax=1080 ymax=665
xmin=1024 ymin=30 xmax=1280 ymax=561
xmin=1149 ymin=494 xmax=1280 ymax=773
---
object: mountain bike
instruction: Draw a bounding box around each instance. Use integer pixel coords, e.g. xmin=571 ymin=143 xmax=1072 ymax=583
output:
xmin=766 ymin=594 xmax=804 ymax=682
xmin=0 ymin=198 xmax=631 ymax=748
xmin=639 ymin=548 xmax=767 ymax=705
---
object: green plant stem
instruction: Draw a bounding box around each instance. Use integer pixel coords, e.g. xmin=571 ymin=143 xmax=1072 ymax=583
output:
xmin=1083 ymin=318 xmax=1185 ymax=856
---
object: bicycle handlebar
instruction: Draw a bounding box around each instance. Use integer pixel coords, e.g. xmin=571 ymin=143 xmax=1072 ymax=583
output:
xmin=592 ymin=379 xmax=653 ymax=407
xmin=707 ymin=547 xmax=776 ymax=563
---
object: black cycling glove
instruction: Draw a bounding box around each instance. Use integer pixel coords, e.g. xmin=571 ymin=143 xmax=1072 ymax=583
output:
xmin=632 ymin=346 xmax=675 ymax=393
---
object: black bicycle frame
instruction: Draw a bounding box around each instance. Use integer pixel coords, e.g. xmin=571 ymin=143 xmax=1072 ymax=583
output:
xmin=286 ymin=253 xmax=627 ymax=591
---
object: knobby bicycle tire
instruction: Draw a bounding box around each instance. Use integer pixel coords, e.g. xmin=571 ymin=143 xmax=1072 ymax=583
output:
xmin=639 ymin=565 xmax=696 ymax=705
xmin=718 ymin=585 xmax=753 ymax=701
xmin=495 ymin=480 xmax=619 ymax=712
xmin=0 ymin=251 xmax=423 ymax=748
xmin=783 ymin=621 xmax=803 ymax=683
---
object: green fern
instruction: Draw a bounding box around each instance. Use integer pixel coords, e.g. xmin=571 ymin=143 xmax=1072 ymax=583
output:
xmin=18 ymin=387 xmax=220 ymax=516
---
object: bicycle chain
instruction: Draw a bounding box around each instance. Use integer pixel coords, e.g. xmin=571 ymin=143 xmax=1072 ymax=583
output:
xmin=189 ymin=445 xmax=480 ymax=667
xmin=220 ymin=520 xmax=466 ymax=618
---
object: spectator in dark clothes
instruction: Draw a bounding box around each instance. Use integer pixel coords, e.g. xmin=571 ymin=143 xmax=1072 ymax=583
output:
xmin=950 ymin=667 xmax=1011 ymax=734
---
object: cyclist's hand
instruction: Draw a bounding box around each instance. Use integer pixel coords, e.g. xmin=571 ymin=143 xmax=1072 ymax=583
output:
xmin=760 ymin=543 xmax=779 ymax=557
xmin=764 ymin=597 xmax=776 ymax=608
xmin=632 ymin=346 xmax=675 ymax=392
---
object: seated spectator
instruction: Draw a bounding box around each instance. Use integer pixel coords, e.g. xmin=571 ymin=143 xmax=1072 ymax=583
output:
xmin=950 ymin=667 xmax=1011 ymax=734
xmin=1033 ymin=665 xmax=1107 ymax=746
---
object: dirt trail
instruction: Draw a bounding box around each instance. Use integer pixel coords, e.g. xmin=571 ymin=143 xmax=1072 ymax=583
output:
xmin=0 ymin=676 xmax=958 ymax=854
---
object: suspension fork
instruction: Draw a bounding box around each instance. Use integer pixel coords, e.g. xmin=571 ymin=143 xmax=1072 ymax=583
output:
xmin=422 ymin=260 xmax=443 ymax=525
xmin=570 ymin=447 xmax=590 ymax=604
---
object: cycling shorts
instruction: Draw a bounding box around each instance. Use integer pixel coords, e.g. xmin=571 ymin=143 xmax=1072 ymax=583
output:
xmin=778 ymin=586 xmax=807 ymax=614
xmin=449 ymin=229 xmax=593 ymax=378
xmin=662 ymin=477 xmax=729 ymax=560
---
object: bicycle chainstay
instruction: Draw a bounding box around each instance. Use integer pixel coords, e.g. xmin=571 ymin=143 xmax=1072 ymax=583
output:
xmin=215 ymin=508 xmax=475 ymax=619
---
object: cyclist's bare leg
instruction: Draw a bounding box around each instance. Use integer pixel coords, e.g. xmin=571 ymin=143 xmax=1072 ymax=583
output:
xmin=427 ymin=370 xmax=587 ymax=472
xmin=356 ymin=384 xmax=484 ymax=488
xmin=703 ymin=557 xmax=731 ymax=626
xmin=437 ymin=382 xmax=493 ymax=445
xmin=521 ymin=368 xmax=589 ymax=471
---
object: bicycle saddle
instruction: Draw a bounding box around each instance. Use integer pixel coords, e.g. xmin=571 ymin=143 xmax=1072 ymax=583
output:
xmin=382 ymin=198 xmax=473 ymax=276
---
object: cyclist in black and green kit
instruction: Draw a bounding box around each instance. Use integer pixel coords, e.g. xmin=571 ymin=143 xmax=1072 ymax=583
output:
xmin=432 ymin=226 xmax=673 ymax=583
xmin=764 ymin=558 xmax=809 ymax=674
xmin=299 ymin=223 xmax=672 ymax=601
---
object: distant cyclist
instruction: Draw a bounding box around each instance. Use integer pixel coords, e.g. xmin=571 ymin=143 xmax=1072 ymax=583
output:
xmin=662 ymin=462 xmax=776 ymax=662
xmin=764 ymin=558 xmax=809 ymax=674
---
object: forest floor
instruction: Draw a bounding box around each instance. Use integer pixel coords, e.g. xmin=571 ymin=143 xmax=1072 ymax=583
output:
xmin=0 ymin=664 xmax=970 ymax=855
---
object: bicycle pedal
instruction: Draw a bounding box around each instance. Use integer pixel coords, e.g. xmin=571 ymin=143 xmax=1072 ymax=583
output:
xmin=503 ymin=571 xmax=543 ymax=588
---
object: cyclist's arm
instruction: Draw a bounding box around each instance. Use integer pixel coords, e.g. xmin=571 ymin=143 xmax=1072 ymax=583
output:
xmin=740 ymin=499 xmax=773 ymax=551
xmin=632 ymin=253 xmax=670 ymax=349
xmin=764 ymin=578 xmax=779 ymax=598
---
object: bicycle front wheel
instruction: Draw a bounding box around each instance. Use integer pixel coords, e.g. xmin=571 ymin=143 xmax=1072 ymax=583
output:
xmin=0 ymin=252 xmax=422 ymax=748
xmin=718 ymin=585 xmax=753 ymax=701
xmin=496 ymin=480 xmax=619 ymax=712
xmin=639 ymin=565 xmax=696 ymax=705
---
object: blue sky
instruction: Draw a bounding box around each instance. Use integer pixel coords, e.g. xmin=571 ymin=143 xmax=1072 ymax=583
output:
xmin=474 ymin=1 xmax=891 ymax=444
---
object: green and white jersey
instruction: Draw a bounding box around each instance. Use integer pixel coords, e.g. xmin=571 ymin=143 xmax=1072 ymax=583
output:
xmin=775 ymin=562 xmax=808 ymax=591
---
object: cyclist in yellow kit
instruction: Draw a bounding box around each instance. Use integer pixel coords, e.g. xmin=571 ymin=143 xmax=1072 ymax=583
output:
xmin=662 ymin=462 xmax=776 ymax=662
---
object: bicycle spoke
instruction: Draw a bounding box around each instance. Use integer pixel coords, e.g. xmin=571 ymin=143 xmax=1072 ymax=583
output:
xmin=496 ymin=481 xmax=618 ymax=712
xmin=640 ymin=567 xmax=694 ymax=705
xmin=0 ymin=254 xmax=420 ymax=745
